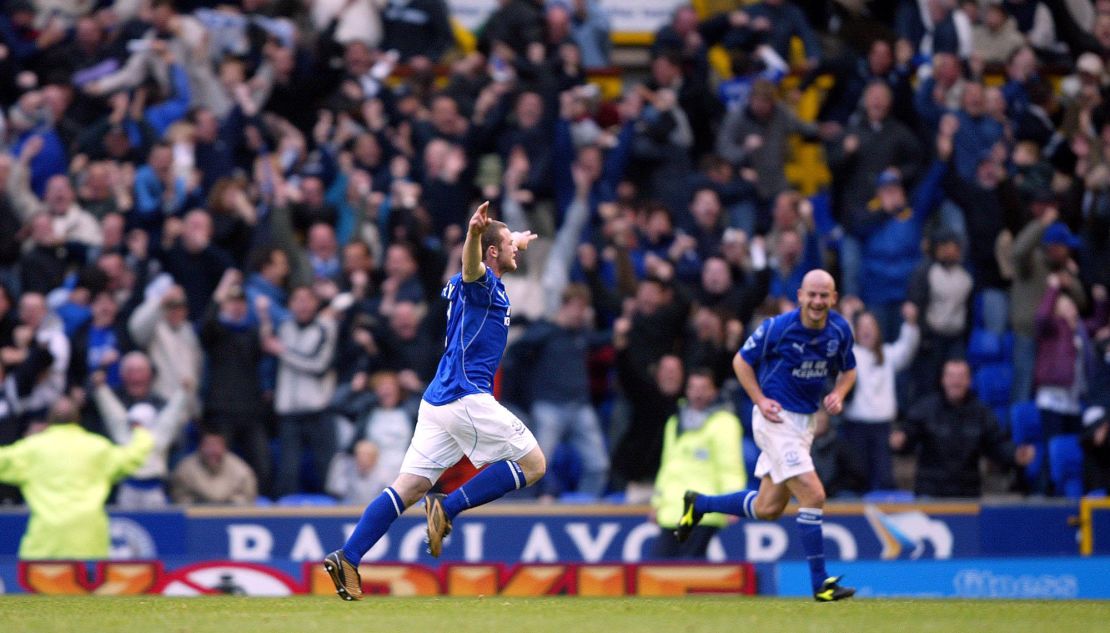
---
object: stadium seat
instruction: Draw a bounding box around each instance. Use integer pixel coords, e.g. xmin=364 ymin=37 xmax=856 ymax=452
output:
xmin=558 ymin=492 xmax=600 ymax=504
xmin=861 ymin=490 xmax=914 ymax=503
xmin=974 ymin=363 xmax=1013 ymax=409
xmin=1088 ymin=489 xmax=1108 ymax=498
xmin=971 ymin=292 xmax=984 ymax=330
xmin=1048 ymin=434 xmax=1084 ymax=498
xmin=992 ymin=405 xmax=1010 ymax=432
xmin=1010 ymin=402 xmax=1043 ymax=445
xmin=603 ymin=491 xmax=627 ymax=504
xmin=1009 ymin=402 xmax=1045 ymax=488
xmin=966 ymin=328 xmax=1013 ymax=369
xmin=276 ymin=494 xmax=338 ymax=506
xmin=550 ymin=443 xmax=582 ymax=495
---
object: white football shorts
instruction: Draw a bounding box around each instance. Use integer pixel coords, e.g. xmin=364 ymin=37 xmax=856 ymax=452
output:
xmin=752 ymin=406 xmax=817 ymax=484
xmin=399 ymin=393 xmax=539 ymax=483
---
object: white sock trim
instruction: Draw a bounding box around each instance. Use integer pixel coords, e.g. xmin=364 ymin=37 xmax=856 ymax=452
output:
xmin=507 ymin=461 xmax=522 ymax=490
xmin=797 ymin=507 xmax=823 ymax=525
xmin=384 ymin=488 xmax=402 ymax=517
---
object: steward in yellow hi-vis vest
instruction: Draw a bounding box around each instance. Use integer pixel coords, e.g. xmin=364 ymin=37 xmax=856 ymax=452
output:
xmin=652 ymin=370 xmax=745 ymax=558
xmin=0 ymin=396 xmax=152 ymax=559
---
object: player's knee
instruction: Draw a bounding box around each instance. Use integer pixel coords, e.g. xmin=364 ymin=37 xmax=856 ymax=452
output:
xmin=391 ymin=474 xmax=433 ymax=506
xmin=755 ymin=498 xmax=785 ymax=521
xmin=798 ymin=488 xmax=826 ymax=509
xmin=519 ymin=449 xmax=546 ymax=486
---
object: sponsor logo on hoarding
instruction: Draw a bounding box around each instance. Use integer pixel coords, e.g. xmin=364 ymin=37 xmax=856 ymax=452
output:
xmin=157 ymin=562 xmax=301 ymax=596
xmin=14 ymin=561 xmax=755 ymax=596
xmin=953 ymin=570 xmax=1079 ymax=599
xmin=109 ymin=517 xmax=158 ymax=559
xmin=864 ymin=505 xmax=953 ymax=560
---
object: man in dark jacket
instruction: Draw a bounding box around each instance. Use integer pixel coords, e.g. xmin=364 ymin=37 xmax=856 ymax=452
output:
xmin=159 ymin=210 xmax=234 ymax=322
xmin=827 ymin=81 xmax=922 ymax=219
xmin=1081 ymin=405 xmax=1110 ymax=494
xmin=199 ymin=270 xmax=270 ymax=494
xmin=610 ymin=319 xmax=683 ymax=498
xmin=479 ymin=0 xmax=545 ymax=58
xmin=381 ymin=0 xmax=455 ymax=62
xmin=892 ymin=359 xmax=1035 ymax=497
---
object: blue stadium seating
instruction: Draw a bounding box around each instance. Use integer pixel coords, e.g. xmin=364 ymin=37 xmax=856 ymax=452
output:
xmin=1048 ymin=434 xmax=1084 ymax=498
xmin=971 ymin=292 xmax=985 ymax=330
xmin=558 ymin=492 xmax=600 ymax=504
xmin=1009 ymin=402 xmax=1045 ymax=487
xmin=974 ymin=363 xmax=1013 ymax=409
xmin=967 ymin=328 xmax=1013 ymax=369
xmin=277 ymin=494 xmax=338 ymax=506
xmin=1010 ymin=402 xmax=1043 ymax=444
xmin=861 ymin=490 xmax=915 ymax=503
xmin=992 ymin=405 xmax=1010 ymax=432
xmin=550 ymin=442 xmax=582 ymax=495
xmin=602 ymin=491 xmax=627 ymax=504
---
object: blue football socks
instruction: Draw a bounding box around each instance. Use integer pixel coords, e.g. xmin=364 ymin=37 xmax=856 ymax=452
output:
xmin=797 ymin=507 xmax=828 ymax=592
xmin=442 ymin=461 xmax=525 ymax=520
xmin=694 ymin=489 xmax=760 ymax=519
xmin=342 ymin=487 xmax=404 ymax=562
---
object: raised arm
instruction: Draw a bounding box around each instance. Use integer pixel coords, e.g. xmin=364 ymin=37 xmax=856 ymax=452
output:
xmin=886 ymin=303 xmax=922 ymax=372
xmin=462 ymin=201 xmax=491 ymax=283
xmin=104 ymin=427 xmax=154 ymax=483
xmin=92 ymin=379 xmax=131 ymax=444
xmin=127 ymin=291 xmax=163 ymax=348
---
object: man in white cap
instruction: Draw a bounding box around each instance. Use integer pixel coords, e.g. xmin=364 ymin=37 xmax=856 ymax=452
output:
xmin=1062 ymin=52 xmax=1106 ymax=102
xmin=92 ymin=351 xmax=190 ymax=508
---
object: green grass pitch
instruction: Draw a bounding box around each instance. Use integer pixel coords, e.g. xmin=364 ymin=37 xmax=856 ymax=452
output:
xmin=0 ymin=596 xmax=1107 ymax=633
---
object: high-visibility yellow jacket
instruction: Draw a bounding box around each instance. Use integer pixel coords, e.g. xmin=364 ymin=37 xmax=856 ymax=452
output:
xmin=652 ymin=404 xmax=747 ymax=529
xmin=0 ymin=423 xmax=152 ymax=559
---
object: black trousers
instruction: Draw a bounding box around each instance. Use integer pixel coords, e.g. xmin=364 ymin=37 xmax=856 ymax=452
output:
xmin=652 ymin=525 xmax=718 ymax=560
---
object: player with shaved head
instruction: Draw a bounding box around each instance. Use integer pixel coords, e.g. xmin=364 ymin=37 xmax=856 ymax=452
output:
xmin=678 ymin=269 xmax=858 ymax=601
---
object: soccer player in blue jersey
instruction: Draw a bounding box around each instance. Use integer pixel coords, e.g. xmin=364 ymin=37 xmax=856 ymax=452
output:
xmin=676 ymin=269 xmax=858 ymax=601
xmin=324 ymin=201 xmax=546 ymax=601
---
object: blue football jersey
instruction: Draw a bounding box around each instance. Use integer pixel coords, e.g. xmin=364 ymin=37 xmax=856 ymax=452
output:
xmin=423 ymin=268 xmax=512 ymax=406
xmin=737 ymin=309 xmax=856 ymax=414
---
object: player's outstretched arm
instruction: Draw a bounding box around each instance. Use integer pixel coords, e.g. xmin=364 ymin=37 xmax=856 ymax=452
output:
xmin=462 ymin=201 xmax=491 ymax=282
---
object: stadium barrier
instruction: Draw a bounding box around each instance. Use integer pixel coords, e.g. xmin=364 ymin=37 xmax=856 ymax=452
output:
xmin=0 ymin=502 xmax=1083 ymax=564
xmin=0 ymin=502 xmax=1094 ymax=597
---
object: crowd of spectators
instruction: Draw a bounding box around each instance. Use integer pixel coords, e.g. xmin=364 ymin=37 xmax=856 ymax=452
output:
xmin=0 ymin=0 xmax=1108 ymax=508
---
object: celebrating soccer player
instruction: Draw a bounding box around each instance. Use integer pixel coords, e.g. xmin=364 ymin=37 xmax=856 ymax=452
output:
xmin=678 ymin=269 xmax=858 ymax=601
xmin=324 ymin=201 xmax=546 ymax=601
